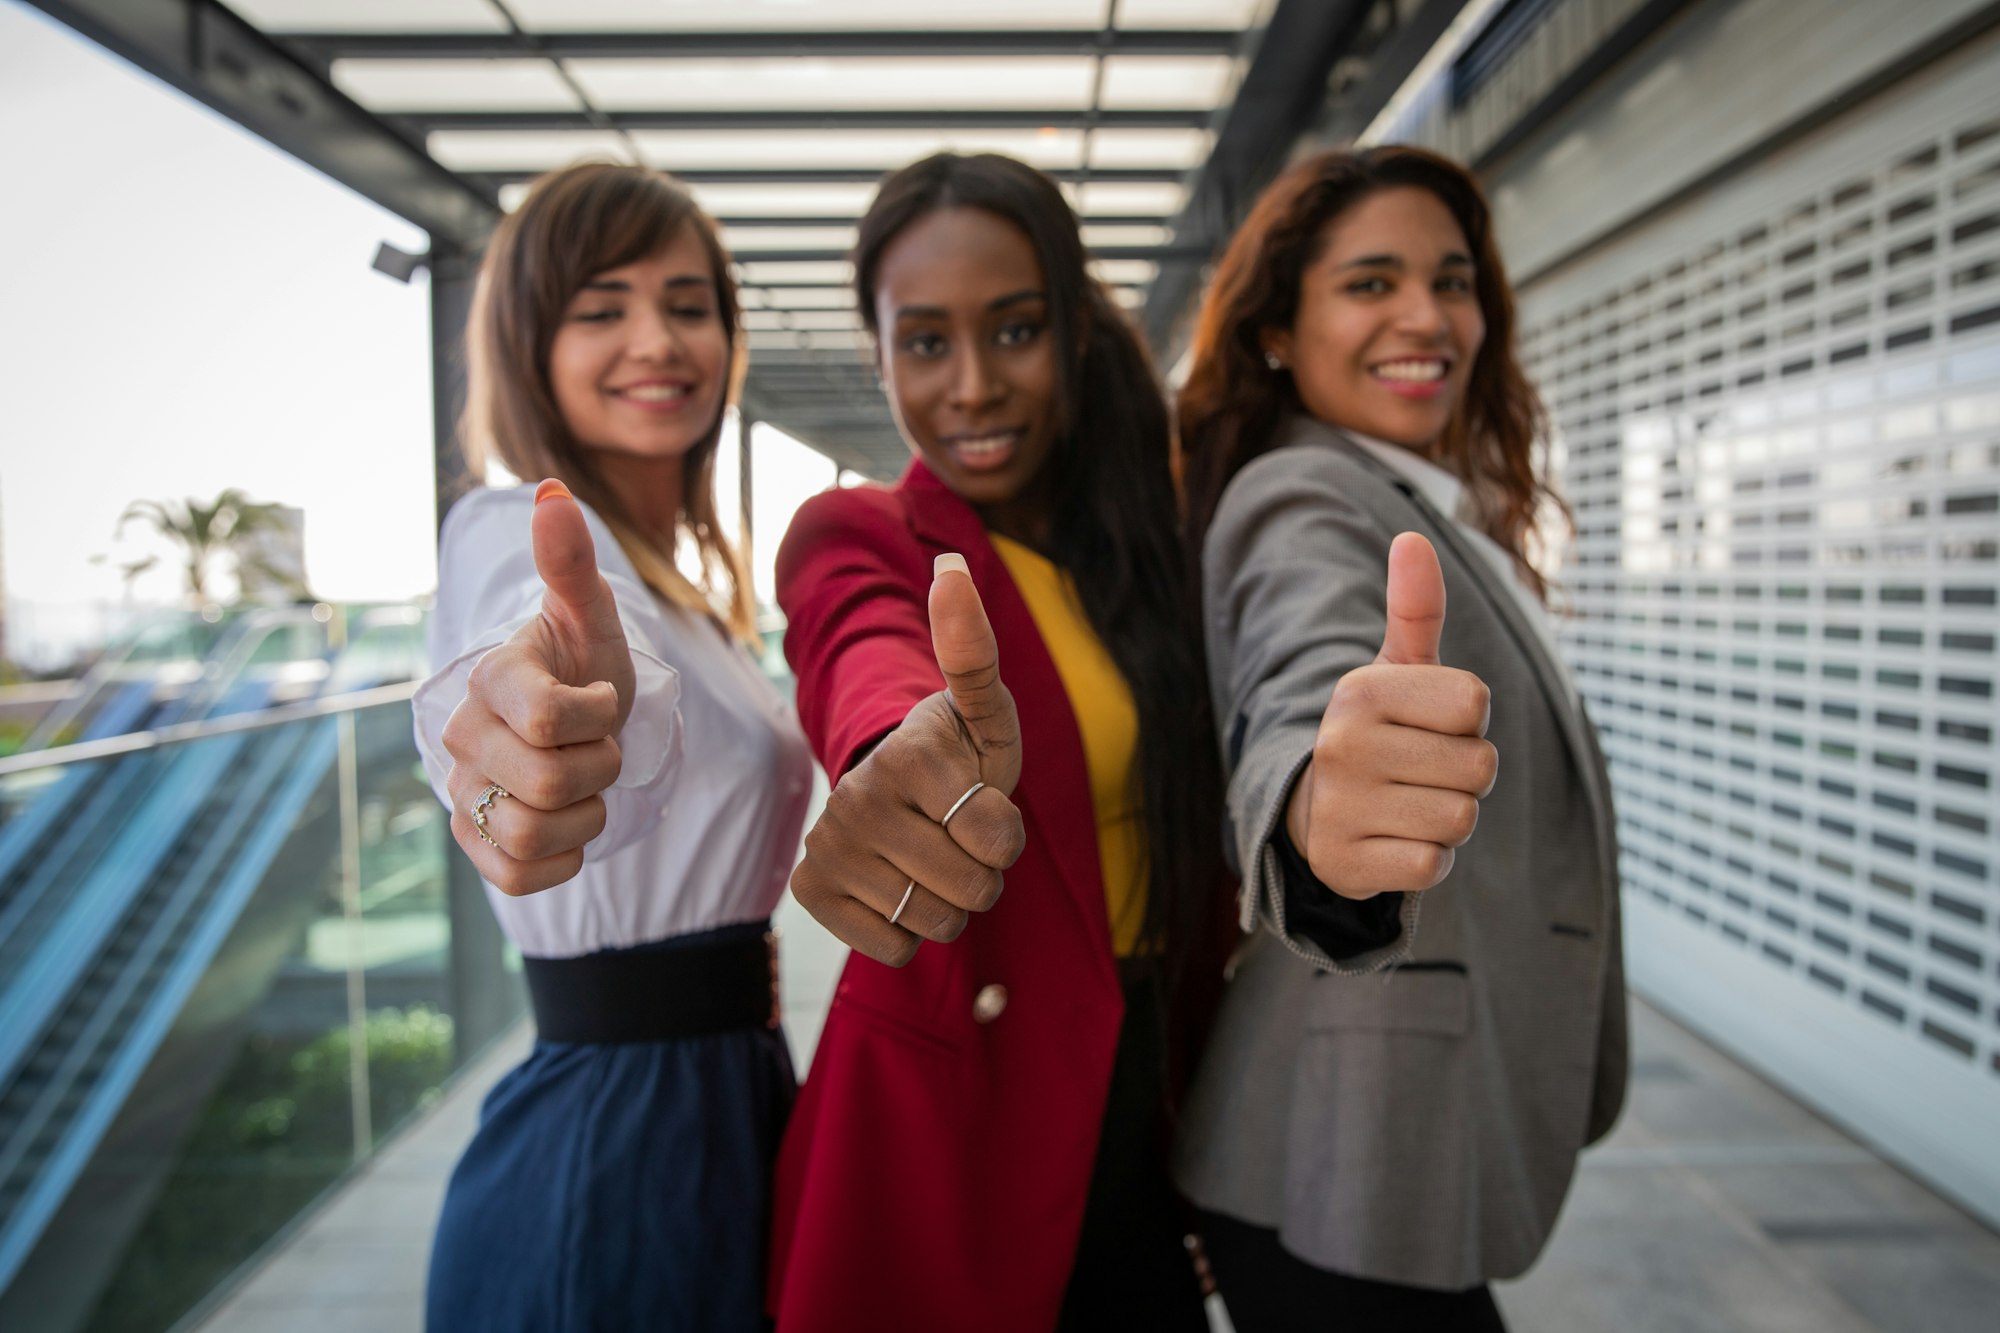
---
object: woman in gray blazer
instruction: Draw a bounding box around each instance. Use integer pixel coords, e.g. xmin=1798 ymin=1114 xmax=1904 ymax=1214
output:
xmin=1172 ymin=146 xmax=1628 ymax=1330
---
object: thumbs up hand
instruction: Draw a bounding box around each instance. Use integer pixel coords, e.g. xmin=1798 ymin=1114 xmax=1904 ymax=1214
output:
xmin=440 ymin=479 xmax=630 ymax=895
xmin=790 ymin=554 xmax=1028 ymax=967
xmin=1285 ymin=533 xmax=1498 ymax=899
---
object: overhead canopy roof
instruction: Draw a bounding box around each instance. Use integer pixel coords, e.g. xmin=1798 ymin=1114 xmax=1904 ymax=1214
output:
xmin=34 ymin=0 xmax=1465 ymax=478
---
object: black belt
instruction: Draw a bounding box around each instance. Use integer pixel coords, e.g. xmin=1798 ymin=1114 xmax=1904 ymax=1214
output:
xmin=523 ymin=922 xmax=778 ymax=1044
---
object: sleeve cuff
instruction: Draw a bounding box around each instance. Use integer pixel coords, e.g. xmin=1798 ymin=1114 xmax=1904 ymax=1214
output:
xmin=1273 ymin=818 xmax=1406 ymax=962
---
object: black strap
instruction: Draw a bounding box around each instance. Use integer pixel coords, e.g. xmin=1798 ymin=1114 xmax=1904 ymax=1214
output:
xmin=523 ymin=926 xmax=776 ymax=1044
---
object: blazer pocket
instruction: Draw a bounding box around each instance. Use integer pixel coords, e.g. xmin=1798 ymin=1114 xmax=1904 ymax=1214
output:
xmin=831 ymin=988 xmax=966 ymax=1059
xmin=1305 ymin=964 xmax=1471 ymax=1037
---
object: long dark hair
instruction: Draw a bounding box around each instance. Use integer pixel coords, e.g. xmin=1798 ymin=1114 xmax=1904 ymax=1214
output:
xmin=1179 ymin=145 xmax=1564 ymax=600
xmin=463 ymin=161 xmax=755 ymax=637
xmin=855 ymin=152 xmax=1226 ymax=1006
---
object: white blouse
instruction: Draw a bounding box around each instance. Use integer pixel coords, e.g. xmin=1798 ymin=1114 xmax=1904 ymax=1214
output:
xmin=413 ymin=486 xmax=814 ymax=960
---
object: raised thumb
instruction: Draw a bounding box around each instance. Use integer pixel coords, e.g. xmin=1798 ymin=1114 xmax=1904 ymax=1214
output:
xmin=1376 ymin=531 xmax=1447 ymax=666
xmin=928 ymin=553 xmax=1016 ymax=748
xmin=530 ymin=479 xmax=619 ymax=642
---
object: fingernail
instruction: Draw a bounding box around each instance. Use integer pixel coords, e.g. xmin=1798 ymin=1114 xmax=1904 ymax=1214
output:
xmin=934 ymin=553 xmax=969 ymax=579
xmin=535 ymin=478 xmax=573 ymax=505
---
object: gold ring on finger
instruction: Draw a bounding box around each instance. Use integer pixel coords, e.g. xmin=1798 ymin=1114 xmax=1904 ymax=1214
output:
xmin=472 ymin=783 xmax=511 ymax=848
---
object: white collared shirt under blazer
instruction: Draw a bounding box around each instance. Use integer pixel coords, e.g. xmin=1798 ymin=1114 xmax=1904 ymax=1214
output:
xmin=413 ymin=486 xmax=813 ymax=959
xmin=1172 ymin=415 xmax=1629 ymax=1290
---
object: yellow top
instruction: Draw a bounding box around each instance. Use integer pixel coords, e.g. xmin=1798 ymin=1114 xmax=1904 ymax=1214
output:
xmin=991 ymin=534 xmax=1148 ymax=956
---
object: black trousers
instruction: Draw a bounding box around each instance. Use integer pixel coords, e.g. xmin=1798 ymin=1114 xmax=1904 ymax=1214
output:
xmin=1200 ymin=1209 xmax=1509 ymax=1333
xmin=1057 ymin=964 xmax=1210 ymax=1333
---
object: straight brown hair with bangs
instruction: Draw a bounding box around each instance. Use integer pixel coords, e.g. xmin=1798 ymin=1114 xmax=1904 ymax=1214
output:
xmin=1179 ymin=145 xmax=1566 ymax=601
xmin=461 ymin=161 xmax=755 ymax=637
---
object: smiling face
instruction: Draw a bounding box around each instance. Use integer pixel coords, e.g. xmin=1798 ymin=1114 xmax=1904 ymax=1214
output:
xmin=872 ymin=206 xmax=1063 ymax=536
xmin=1264 ymin=186 xmax=1485 ymax=454
xmin=547 ymin=224 xmax=729 ymax=468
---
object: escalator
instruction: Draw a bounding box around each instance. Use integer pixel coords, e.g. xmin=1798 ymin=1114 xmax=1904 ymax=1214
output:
xmin=0 ymin=610 xmax=430 ymax=1332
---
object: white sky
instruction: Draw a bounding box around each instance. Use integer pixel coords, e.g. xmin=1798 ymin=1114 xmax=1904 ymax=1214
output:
xmin=0 ymin=0 xmax=854 ymax=666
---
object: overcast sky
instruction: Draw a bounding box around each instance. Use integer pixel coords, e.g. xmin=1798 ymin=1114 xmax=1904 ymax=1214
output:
xmin=0 ymin=2 xmax=850 ymax=666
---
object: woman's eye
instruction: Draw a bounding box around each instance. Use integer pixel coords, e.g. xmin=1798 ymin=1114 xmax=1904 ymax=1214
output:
xmin=995 ymin=321 xmax=1042 ymax=347
xmin=671 ymin=305 xmax=715 ymax=321
xmin=573 ymin=307 xmax=621 ymax=323
xmin=1346 ymin=277 xmax=1391 ymax=296
xmin=902 ymin=332 xmax=946 ymax=357
xmin=1438 ymin=275 xmax=1474 ymax=294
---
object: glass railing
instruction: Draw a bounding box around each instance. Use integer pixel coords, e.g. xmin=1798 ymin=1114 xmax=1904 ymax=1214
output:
xmin=0 ymin=688 xmax=526 ymax=1333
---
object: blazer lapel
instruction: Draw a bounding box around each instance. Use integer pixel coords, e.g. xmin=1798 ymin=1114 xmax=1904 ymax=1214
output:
xmin=1313 ymin=427 xmax=1616 ymax=887
xmin=898 ymin=463 xmax=1119 ymax=984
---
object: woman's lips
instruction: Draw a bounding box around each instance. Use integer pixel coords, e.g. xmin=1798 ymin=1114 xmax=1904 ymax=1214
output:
xmin=944 ymin=428 xmax=1024 ymax=473
xmin=611 ymin=381 xmax=696 ymax=412
xmin=1371 ymin=358 xmax=1450 ymax=400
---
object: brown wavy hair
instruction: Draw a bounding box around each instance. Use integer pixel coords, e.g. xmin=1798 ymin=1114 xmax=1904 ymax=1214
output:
xmin=1178 ymin=145 xmax=1565 ymax=600
xmin=461 ymin=161 xmax=755 ymax=637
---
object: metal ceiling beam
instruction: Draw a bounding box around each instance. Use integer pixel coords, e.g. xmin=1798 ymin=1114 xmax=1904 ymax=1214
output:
xmin=24 ymin=0 xmax=501 ymax=249
xmin=282 ymin=29 xmax=1242 ymax=60
xmin=1138 ymin=0 xmax=1381 ymax=358
xmin=473 ymin=165 xmax=1190 ymax=188
xmin=400 ymin=107 xmax=1213 ymax=132
xmin=719 ymin=214 xmax=1168 ymax=229
xmin=732 ymin=244 xmax=1203 ymax=263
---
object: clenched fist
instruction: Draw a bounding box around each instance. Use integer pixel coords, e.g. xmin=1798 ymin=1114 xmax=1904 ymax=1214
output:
xmin=1287 ymin=532 xmax=1499 ymax=899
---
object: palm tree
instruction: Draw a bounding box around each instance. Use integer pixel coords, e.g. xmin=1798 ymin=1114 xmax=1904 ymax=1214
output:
xmin=116 ymin=489 xmax=307 ymax=606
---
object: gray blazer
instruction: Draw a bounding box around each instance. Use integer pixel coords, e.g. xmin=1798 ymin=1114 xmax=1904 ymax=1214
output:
xmin=1173 ymin=416 xmax=1629 ymax=1289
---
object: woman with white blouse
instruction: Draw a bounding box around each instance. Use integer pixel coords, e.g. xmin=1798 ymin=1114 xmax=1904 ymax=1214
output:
xmin=412 ymin=162 xmax=813 ymax=1332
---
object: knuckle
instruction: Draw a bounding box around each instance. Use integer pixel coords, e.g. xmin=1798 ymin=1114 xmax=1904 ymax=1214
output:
xmin=492 ymin=863 xmax=533 ymax=897
xmin=519 ymin=769 xmax=565 ymax=811
xmin=967 ymin=867 xmax=1005 ymax=913
xmin=521 ymin=700 xmax=565 ymax=748
xmin=984 ymin=805 xmax=1027 ymax=869
xmin=464 ymin=653 xmax=496 ymax=699
xmin=1348 ymin=665 xmax=1391 ymax=705
xmin=933 ymin=906 xmax=970 ymax=943
xmin=1473 ymin=741 xmax=1500 ymax=792
xmin=440 ymin=708 xmax=470 ymax=759
xmin=789 ymin=863 xmax=825 ymax=909
xmin=552 ymin=850 xmax=585 ymax=888
xmin=1447 ymin=795 xmax=1480 ymax=845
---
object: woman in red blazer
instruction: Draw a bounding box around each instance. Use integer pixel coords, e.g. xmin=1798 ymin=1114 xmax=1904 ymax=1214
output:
xmin=769 ymin=153 xmax=1227 ymax=1332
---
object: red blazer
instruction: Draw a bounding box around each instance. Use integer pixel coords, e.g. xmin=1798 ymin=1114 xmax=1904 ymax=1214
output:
xmin=768 ymin=461 xmax=1125 ymax=1333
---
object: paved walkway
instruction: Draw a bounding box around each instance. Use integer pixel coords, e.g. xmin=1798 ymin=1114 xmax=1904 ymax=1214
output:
xmin=197 ymin=897 xmax=2000 ymax=1333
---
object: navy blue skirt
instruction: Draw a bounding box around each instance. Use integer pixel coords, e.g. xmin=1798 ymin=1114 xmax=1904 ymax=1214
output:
xmin=426 ymin=924 xmax=796 ymax=1333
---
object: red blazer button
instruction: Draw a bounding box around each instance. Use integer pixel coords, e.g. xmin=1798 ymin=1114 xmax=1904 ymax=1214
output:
xmin=972 ymin=984 xmax=1008 ymax=1023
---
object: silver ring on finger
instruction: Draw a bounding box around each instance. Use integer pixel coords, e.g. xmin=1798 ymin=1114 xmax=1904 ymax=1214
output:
xmin=472 ymin=783 xmax=511 ymax=848
xmin=941 ymin=782 xmax=985 ymax=827
xmin=889 ymin=880 xmax=916 ymax=926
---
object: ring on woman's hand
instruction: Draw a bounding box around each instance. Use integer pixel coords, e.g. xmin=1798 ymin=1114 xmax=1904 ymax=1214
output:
xmin=889 ymin=880 xmax=916 ymax=926
xmin=941 ymin=782 xmax=985 ymax=827
xmin=472 ymin=783 xmax=511 ymax=848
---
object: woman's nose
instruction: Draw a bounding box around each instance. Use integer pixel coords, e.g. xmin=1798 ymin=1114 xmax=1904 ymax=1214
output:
xmin=1396 ymin=290 xmax=1453 ymax=339
xmin=627 ymin=305 xmax=681 ymax=363
xmin=948 ymin=348 xmax=1001 ymax=410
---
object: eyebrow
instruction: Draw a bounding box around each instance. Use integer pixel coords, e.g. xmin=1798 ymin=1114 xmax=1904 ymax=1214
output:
xmin=893 ymin=288 xmax=1047 ymax=322
xmin=1339 ymin=252 xmax=1475 ymax=271
xmin=580 ymin=275 xmax=715 ymax=292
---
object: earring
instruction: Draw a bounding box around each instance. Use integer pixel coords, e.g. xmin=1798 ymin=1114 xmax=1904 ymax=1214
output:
xmin=1264 ymin=352 xmax=1284 ymax=372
